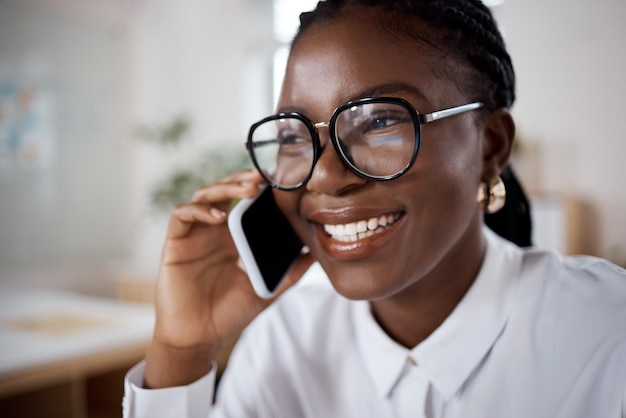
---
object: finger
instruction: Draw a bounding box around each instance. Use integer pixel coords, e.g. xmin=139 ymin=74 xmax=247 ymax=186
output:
xmin=190 ymin=180 xmax=263 ymax=204
xmin=168 ymin=202 xmax=228 ymax=239
xmin=216 ymin=168 xmax=264 ymax=185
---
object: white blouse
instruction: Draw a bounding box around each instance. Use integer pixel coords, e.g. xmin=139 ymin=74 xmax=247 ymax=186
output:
xmin=124 ymin=228 xmax=626 ymax=418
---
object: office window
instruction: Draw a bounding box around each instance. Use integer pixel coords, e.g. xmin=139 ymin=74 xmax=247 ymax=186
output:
xmin=272 ymin=0 xmax=318 ymax=106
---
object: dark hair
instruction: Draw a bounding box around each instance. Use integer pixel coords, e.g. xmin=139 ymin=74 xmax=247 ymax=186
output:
xmin=295 ymin=0 xmax=515 ymax=110
xmin=293 ymin=0 xmax=532 ymax=247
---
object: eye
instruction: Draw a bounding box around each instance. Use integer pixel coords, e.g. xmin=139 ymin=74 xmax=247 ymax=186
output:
xmin=278 ymin=133 xmax=310 ymax=145
xmin=369 ymin=117 xmax=400 ymax=130
xmin=364 ymin=111 xmax=410 ymax=133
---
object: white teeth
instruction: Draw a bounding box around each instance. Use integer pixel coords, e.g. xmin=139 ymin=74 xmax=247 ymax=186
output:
xmin=323 ymin=213 xmax=400 ymax=242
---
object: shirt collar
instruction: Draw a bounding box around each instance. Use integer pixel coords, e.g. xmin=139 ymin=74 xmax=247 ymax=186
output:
xmin=353 ymin=227 xmax=523 ymax=400
xmin=353 ymin=298 xmax=410 ymax=398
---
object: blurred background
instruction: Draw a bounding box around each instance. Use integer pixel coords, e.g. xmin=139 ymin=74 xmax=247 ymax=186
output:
xmin=0 ymin=0 xmax=625 ymax=416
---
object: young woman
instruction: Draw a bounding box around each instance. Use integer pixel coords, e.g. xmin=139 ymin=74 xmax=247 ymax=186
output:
xmin=124 ymin=1 xmax=626 ymax=417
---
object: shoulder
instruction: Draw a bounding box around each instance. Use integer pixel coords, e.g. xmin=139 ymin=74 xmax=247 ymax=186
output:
xmin=237 ymin=263 xmax=354 ymax=356
xmin=512 ymin=245 xmax=626 ymax=345
xmin=219 ymin=263 xmax=358 ymax=401
xmin=213 ymin=266 xmax=354 ymax=415
xmin=518 ymin=246 xmax=626 ymax=303
xmin=487 ymin=239 xmax=626 ymax=401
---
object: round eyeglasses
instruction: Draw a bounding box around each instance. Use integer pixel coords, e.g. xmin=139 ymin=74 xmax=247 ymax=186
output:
xmin=246 ymin=97 xmax=483 ymax=190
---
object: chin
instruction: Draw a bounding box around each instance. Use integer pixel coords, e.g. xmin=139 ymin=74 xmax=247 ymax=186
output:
xmin=322 ymin=263 xmax=403 ymax=301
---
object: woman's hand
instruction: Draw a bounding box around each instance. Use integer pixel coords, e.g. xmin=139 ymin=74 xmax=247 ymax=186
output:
xmin=143 ymin=169 xmax=314 ymax=388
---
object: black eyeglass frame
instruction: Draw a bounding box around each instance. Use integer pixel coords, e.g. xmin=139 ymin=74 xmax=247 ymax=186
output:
xmin=246 ymin=97 xmax=483 ymax=191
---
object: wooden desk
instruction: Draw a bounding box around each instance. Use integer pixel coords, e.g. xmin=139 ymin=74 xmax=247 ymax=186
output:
xmin=0 ymin=286 xmax=154 ymax=418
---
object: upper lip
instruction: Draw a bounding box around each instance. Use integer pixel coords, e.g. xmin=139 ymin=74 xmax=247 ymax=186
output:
xmin=308 ymin=206 xmax=403 ymax=226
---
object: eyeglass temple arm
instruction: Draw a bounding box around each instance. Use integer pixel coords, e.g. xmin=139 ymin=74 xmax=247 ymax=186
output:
xmin=419 ymin=102 xmax=483 ymax=124
xmin=246 ymin=139 xmax=279 ymax=149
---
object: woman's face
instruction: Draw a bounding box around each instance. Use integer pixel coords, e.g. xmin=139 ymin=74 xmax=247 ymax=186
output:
xmin=274 ymin=9 xmax=487 ymax=301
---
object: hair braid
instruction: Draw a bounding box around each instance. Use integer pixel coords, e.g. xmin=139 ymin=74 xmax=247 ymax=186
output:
xmin=296 ymin=0 xmax=516 ymax=109
xmin=438 ymin=6 xmax=515 ymax=107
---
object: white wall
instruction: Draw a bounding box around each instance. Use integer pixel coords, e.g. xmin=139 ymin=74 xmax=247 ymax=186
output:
xmin=0 ymin=0 xmax=132 ymax=291
xmin=0 ymin=0 xmax=276 ymax=292
xmin=493 ymin=0 xmax=626 ymax=260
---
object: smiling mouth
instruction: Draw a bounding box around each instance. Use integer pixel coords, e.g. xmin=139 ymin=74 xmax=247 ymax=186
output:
xmin=323 ymin=213 xmax=402 ymax=242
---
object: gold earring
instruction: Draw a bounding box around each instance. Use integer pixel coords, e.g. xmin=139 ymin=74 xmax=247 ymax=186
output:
xmin=477 ymin=177 xmax=506 ymax=214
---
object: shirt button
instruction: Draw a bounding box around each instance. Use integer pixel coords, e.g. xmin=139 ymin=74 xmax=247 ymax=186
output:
xmin=407 ymin=356 xmax=418 ymax=366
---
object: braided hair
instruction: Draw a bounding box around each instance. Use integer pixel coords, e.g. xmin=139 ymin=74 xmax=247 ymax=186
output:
xmin=296 ymin=0 xmax=515 ymax=109
xmin=293 ymin=0 xmax=532 ymax=247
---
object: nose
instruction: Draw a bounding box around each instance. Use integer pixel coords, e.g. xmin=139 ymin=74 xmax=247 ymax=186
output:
xmin=305 ymin=123 xmax=368 ymax=196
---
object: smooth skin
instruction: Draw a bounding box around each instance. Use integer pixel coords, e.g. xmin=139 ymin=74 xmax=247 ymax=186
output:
xmin=144 ymin=8 xmax=514 ymax=388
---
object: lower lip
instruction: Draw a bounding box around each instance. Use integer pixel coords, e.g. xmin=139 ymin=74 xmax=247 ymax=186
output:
xmin=316 ymin=215 xmax=404 ymax=260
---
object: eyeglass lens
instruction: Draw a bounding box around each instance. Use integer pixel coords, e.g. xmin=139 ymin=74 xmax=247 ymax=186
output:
xmin=249 ymin=101 xmax=418 ymax=189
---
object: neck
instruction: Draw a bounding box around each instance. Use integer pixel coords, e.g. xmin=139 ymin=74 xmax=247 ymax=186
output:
xmin=369 ymin=223 xmax=486 ymax=348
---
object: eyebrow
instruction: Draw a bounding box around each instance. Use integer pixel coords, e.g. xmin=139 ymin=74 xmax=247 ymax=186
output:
xmin=276 ymin=81 xmax=430 ymax=115
xmin=347 ymin=82 xmax=429 ymax=103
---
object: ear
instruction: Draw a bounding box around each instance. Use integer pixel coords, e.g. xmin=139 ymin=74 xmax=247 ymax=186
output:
xmin=481 ymin=108 xmax=516 ymax=180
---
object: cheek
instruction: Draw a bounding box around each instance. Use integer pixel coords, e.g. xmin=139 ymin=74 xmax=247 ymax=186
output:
xmin=419 ymin=122 xmax=483 ymax=191
xmin=273 ymin=190 xmax=309 ymax=241
xmin=403 ymin=124 xmax=483 ymax=242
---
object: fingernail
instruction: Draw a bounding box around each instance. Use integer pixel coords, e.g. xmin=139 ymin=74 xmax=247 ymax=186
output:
xmin=211 ymin=208 xmax=226 ymax=218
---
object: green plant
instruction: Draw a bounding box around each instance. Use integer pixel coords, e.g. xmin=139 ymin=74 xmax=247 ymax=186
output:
xmin=135 ymin=114 xmax=252 ymax=213
xmin=150 ymin=149 xmax=251 ymax=213
xmin=134 ymin=114 xmax=193 ymax=146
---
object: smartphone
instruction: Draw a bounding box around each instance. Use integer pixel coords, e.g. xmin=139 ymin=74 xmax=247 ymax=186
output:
xmin=228 ymin=185 xmax=304 ymax=298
